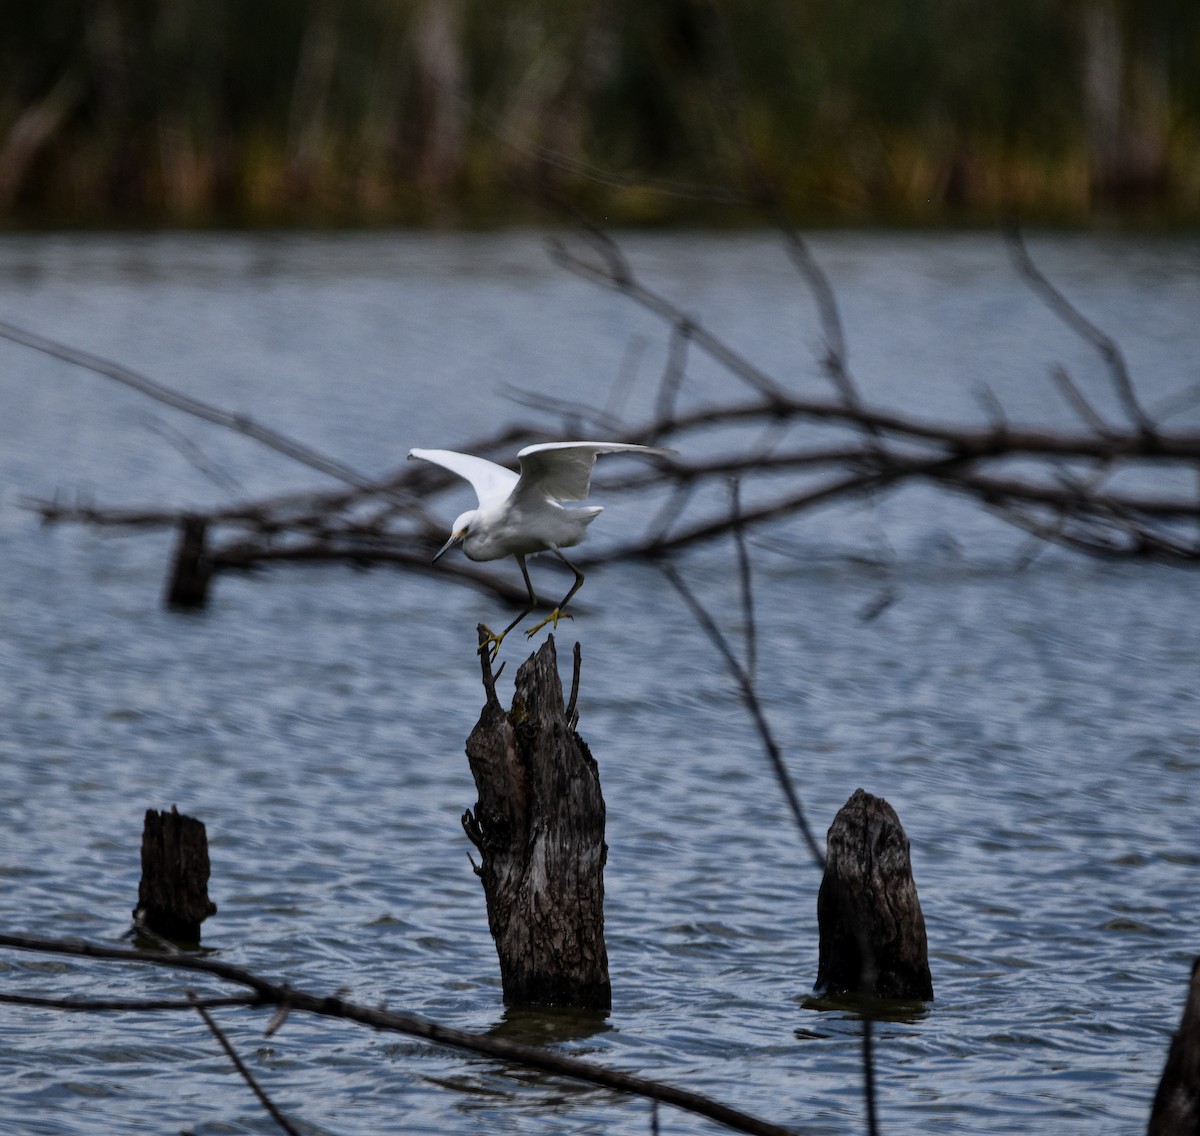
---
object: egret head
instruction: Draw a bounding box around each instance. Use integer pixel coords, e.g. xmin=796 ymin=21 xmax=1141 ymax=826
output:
xmin=433 ymin=510 xmax=475 ymax=563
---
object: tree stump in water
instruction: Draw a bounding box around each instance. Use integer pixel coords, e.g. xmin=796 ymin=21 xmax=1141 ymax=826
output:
xmin=1148 ymin=956 xmax=1200 ymax=1136
xmin=133 ymin=807 xmax=217 ymax=944
xmin=164 ymin=514 xmax=212 ymax=609
xmin=463 ymin=631 xmax=611 ymax=1011
xmin=814 ymin=788 xmax=933 ymax=1001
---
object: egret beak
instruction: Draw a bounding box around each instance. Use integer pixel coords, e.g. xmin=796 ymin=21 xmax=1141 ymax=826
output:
xmin=432 ymin=530 xmax=466 ymax=564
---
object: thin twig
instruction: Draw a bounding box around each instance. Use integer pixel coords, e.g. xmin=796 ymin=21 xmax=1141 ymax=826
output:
xmin=663 ymin=504 xmax=879 ymax=1133
xmin=699 ymin=3 xmax=864 ymax=416
xmin=503 ymin=384 xmax=631 ymax=438
xmin=655 ymin=318 xmax=693 ymax=426
xmin=1005 ymin=227 xmax=1153 ymax=434
xmin=1050 ymin=365 xmax=1115 ymax=437
xmin=189 ymin=991 xmax=302 ymax=1136
xmin=139 ymin=414 xmax=246 ymax=497
xmin=605 ymin=334 xmax=649 ymax=425
xmin=729 ymin=480 xmax=757 ymax=684
xmin=658 ymin=564 xmax=825 ymax=869
xmin=972 ymin=384 xmax=1008 ymax=435
xmin=550 ymin=235 xmax=784 ymax=402
xmin=644 ymin=481 xmax=696 ymax=546
xmin=0 ymin=992 xmax=258 ymax=1013
xmin=0 ymin=316 xmax=383 ymax=490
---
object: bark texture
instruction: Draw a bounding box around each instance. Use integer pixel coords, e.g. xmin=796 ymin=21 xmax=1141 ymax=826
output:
xmin=134 ymin=806 xmax=217 ymax=943
xmin=463 ymin=633 xmax=610 ymax=1011
xmin=815 ymin=788 xmax=933 ymax=1001
xmin=1149 ymin=957 xmax=1200 ymax=1136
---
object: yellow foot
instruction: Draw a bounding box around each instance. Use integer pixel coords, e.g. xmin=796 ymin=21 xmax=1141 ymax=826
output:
xmin=478 ymin=625 xmax=507 ymax=662
xmin=525 ymin=608 xmax=574 ymax=639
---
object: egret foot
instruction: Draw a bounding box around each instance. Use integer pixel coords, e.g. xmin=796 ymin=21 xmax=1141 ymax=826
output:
xmin=525 ymin=608 xmax=574 ymax=639
xmin=478 ymin=624 xmax=509 ymax=662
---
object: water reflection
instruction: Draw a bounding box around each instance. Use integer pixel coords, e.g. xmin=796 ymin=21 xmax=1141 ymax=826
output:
xmin=417 ymin=1008 xmax=614 ymax=1113
xmin=799 ymin=992 xmax=933 ymax=1026
xmin=489 ymin=1004 xmax=613 ymax=1048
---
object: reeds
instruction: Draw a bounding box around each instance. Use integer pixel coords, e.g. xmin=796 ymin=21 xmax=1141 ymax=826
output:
xmin=2 ymin=0 xmax=1197 ymax=227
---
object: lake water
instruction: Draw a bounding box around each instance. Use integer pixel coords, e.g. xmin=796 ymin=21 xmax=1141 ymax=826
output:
xmin=1 ymin=230 xmax=1198 ymax=1135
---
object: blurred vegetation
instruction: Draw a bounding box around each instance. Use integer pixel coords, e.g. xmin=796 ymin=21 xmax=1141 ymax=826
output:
xmin=1 ymin=0 xmax=1197 ymax=228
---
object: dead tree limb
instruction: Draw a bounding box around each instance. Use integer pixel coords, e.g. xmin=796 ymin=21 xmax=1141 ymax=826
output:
xmin=0 ymin=932 xmax=805 ymax=1136
xmin=14 ymin=231 xmax=1200 ymax=608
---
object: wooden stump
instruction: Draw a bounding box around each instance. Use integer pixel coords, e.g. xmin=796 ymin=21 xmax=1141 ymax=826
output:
xmin=1148 ymin=956 xmax=1200 ymax=1136
xmin=164 ymin=514 xmax=212 ymax=609
xmin=463 ymin=632 xmax=611 ymax=1011
xmin=133 ymin=806 xmax=217 ymax=944
xmin=814 ymin=788 xmax=933 ymax=1001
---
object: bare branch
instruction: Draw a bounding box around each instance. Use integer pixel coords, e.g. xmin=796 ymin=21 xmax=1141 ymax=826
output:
xmin=0 ymin=932 xmax=808 ymax=1136
xmin=1050 ymin=365 xmax=1116 ymax=437
xmin=502 ymin=384 xmax=631 ymax=438
xmin=604 ymin=334 xmax=649 ymax=425
xmin=0 ymin=991 xmax=258 ymax=1013
xmin=20 ymin=230 xmax=1200 ymax=589
xmin=973 ymin=384 xmax=1008 ymax=435
xmin=658 ymin=564 xmax=825 ymax=869
xmin=778 ymin=229 xmax=854 ymax=401
xmin=0 ymin=317 xmax=387 ymax=491
xmin=654 ymin=318 xmax=692 ymax=427
xmin=139 ymin=414 xmax=246 ymax=497
xmin=729 ymin=480 xmax=758 ymax=683
xmin=189 ymin=991 xmax=302 ymax=1136
xmin=1005 ymin=227 xmax=1153 ymax=434
xmin=550 ymin=235 xmax=784 ymax=402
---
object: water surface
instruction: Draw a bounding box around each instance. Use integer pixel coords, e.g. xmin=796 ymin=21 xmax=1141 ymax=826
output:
xmin=1 ymin=230 xmax=1198 ymax=1134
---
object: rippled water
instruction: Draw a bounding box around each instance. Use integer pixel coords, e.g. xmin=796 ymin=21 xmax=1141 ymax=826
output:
xmin=1 ymin=230 xmax=1198 ymax=1134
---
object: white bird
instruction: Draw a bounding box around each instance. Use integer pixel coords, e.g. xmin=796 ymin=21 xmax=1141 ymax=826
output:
xmin=409 ymin=441 xmax=675 ymax=657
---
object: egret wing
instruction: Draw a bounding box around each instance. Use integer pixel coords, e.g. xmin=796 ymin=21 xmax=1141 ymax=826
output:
xmin=514 ymin=441 xmax=675 ymax=503
xmin=408 ymin=448 xmax=519 ymax=508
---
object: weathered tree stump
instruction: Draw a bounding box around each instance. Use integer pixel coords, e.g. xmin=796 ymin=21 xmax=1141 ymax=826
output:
xmin=814 ymin=788 xmax=933 ymax=1001
xmin=463 ymin=631 xmax=611 ymax=1011
xmin=164 ymin=514 xmax=212 ymax=609
xmin=1149 ymin=956 xmax=1200 ymax=1136
xmin=133 ymin=806 xmax=217 ymax=944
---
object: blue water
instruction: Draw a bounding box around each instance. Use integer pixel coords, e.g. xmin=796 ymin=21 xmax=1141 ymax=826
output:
xmin=1 ymin=230 xmax=1198 ymax=1134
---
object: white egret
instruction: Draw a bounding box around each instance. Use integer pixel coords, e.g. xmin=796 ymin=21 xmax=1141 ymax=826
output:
xmin=409 ymin=441 xmax=675 ymax=657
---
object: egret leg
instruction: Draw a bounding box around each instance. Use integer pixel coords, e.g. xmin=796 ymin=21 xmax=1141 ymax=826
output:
xmin=480 ymin=554 xmax=537 ymax=661
xmin=525 ymin=550 xmax=584 ymax=638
